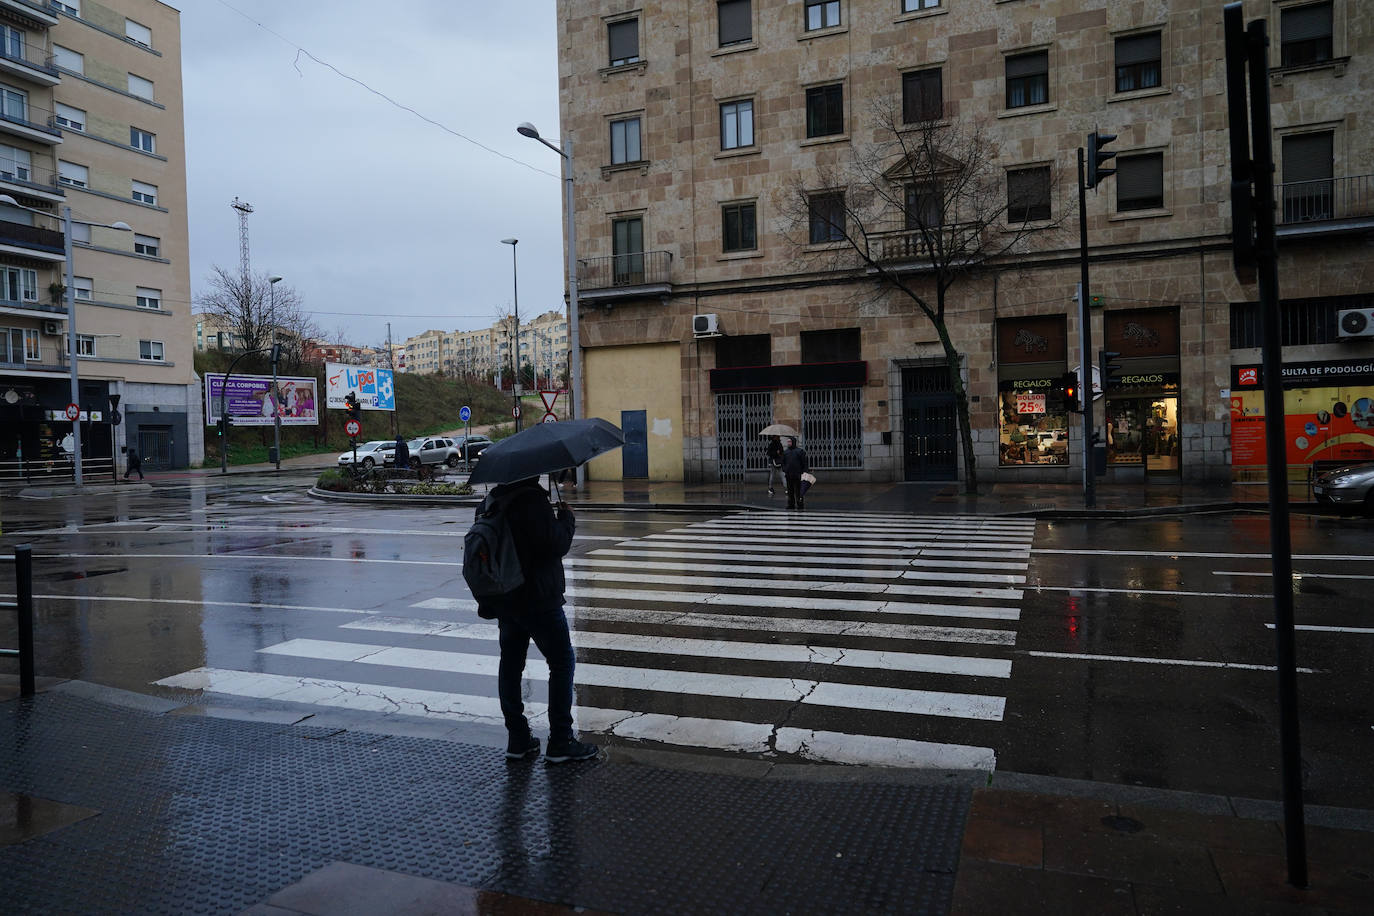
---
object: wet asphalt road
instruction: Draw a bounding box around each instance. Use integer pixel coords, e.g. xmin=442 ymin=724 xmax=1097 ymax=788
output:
xmin=1 ymin=473 xmax=1371 ymax=809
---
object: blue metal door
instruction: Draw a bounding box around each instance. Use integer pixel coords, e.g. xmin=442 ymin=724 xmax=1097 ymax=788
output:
xmin=621 ymin=409 xmax=648 ymax=478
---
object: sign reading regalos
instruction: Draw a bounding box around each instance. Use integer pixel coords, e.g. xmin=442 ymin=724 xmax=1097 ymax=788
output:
xmin=205 ymin=374 xmax=319 ymax=426
xmin=326 ymin=362 xmax=395 ymax=412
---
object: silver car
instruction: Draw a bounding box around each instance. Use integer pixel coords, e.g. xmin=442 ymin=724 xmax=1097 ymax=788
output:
xmin=406 ymin=436 xmax=461 ymax=468
xmin=1312 ymin=461 xmax=1374 ymax=514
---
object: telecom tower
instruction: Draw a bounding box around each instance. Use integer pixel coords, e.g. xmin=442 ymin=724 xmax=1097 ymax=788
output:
xmin=231 ymin=197 xmax=253 ymax=280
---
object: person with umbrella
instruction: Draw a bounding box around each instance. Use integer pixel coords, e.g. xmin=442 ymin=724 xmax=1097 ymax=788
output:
xmin=765 ymin=435 xmax=784 ymax=496
xmin=468 ymin=419 xmax=625 ymax=763
xmin=782 ymin=436 xmax=809 ymax=510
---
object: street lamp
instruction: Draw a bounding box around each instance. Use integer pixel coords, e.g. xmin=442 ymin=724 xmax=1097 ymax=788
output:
xmin=269 ymin=275 xmax=283 ymax=470
xmin=500 ymin=238 xmax=522 ymax=432
xmin=517 ymin=121 xmax=582 ymax=484
xmin=0 ymin=196 xmax=131 ymax=486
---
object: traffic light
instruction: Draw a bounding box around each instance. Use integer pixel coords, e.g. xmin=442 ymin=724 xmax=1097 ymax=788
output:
xmin=1061 ymin=372 xmax=1081 ymax=413
xmin=344 ymin=392 xmax=360 ymax=420
xmin=1099 ymin=350 xmax=1124 ymax=391
xmin=216 ymin=418 xmax=224 ymax=438
xmin=1087 ymin=131 xmax=1117 ymax=189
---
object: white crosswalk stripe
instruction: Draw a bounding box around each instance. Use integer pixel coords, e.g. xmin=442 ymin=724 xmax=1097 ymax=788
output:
xmin=153 ymin=511 xmax=1037 ymax=771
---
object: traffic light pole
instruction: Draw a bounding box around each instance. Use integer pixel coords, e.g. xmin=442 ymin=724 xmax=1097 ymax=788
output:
xmin=1077 ymin=148 xmax=1096 ymax=509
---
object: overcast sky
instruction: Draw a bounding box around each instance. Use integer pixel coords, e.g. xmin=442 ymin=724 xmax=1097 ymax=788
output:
xmin=182 ymin=0 xmax=564 ymax=350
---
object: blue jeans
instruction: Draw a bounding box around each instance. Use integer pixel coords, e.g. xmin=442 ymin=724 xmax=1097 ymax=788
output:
xmin=497 ymin=605 xmax=576 ymax=743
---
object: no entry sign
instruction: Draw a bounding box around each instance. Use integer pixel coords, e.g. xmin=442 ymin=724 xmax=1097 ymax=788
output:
xmin=344 ymin=418 xmax=361 ymax=438
xmin=65 ymin=402 xmax=80 ymax=421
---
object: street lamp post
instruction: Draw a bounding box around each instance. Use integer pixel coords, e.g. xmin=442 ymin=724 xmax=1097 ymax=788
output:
xmin=0 ymin=196 xmax=131 ymax=486
xmin=269 ymin=276 xmax=283 ymax=470
xmin=517 ymin=122 xmax=582 ymax=483
xmin=500 ymin=238 xmax=522 ymax=432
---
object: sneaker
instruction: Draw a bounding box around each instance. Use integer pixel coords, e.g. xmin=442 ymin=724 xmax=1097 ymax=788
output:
xmin=544 ymin=738 xmax=598 ymax=764
xmin=768 ymin=488 xmax=775 ymax=495
xmin=505 ymin=733 xmax=540 ymax=760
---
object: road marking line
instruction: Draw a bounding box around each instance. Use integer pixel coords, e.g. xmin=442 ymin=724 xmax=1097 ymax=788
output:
xmin=569 ymin=557 xmax=1026 ymax=585
xmin=588 ymin=548 xmax=1030 ymax=571
xmin=342 ymin=618 xmax=1013 ymax=678
xmin=258 ymin=638 xmax=1007 ymax=721
xmin=565 ymin=570 xmax=1024 ymax=601
xmin=3 ymin=593 xmax=378 ymax=615
xmin=153 ymin=667 xmax=996 ymax=769
xmin=1215 ymin=570 xmax=1374 ymax=580
xmin=644 ymin=533 xmax=1032 ymax=552
xmin=1024 ymin=650 xmax=1320 ymax=673
xmin=1029 ymin=585 xmax=1269 ymax=599
xmin=1035 ymin=548 xmax=1374 ymax=562
xmin=1264 ymin=624 xmax=1374 ymax=634
xmin=562 ymin=587 xmax=1023 ymax=620
xmin=29 ymin=551 xmax=462 ymax=567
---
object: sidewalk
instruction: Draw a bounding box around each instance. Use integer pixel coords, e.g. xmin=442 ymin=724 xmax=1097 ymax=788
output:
xmin=1 ymin=681 xmax=1369 ymax=915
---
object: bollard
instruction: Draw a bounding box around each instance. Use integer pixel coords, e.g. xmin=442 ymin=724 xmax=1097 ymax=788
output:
xmin=16 ymin=544 xmax=33 ymax=696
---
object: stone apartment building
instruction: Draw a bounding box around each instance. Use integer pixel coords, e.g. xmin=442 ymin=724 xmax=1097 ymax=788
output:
xmin=0 ymin=0 xmax=194 ymax=475
xmin=556 ymin=0 xmax=1373 ymax=484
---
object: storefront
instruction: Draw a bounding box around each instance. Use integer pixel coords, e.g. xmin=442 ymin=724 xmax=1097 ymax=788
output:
xmin=1230 ymin=359 xmax=1374 ymax=481
xmin=996 ymin=316 xmax=1072 ymax=467
xmin=1101 ymin=308 xmax=1182 ymax=477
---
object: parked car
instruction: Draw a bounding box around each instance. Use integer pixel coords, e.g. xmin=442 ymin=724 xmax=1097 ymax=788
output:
xmin=1312 ymin=461 xmax=1374 ymax=514
xmin=406 ymin=436 xmax=461 ymax=468
xmin=454 ymin=434 xmax=494 ymax=462
xmin=337 ymin=440 xmax=395 ymax=470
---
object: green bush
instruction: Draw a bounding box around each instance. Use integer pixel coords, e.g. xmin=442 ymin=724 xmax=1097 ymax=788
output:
xmin=398 ymin=481 xmax=474 ymax=496
xmin=316 ymin=468 xmax=351 ymax=492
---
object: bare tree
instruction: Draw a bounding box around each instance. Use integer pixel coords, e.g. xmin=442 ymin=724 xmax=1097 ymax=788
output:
xmin=780 ymin=100 xmax=1065 ymax=492
xmin=194 ymin=266 xmax=309 ymax=363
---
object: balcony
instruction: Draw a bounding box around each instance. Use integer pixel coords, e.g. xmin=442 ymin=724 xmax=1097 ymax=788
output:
xmin=0 ymin=218 xmax=65 ymax=261
xmin=0 ymin=41 xmax=60 ymax=86
xmin=869 ymin=224 xmax=979 ymax=271
xmin=0 ymin=101 xmax=62 ymax=145
xmin=1277 ymin=175 xmax=1374 ymax=237
xmin=0 ymin=295 xmax=65 ymax=320
xmin=0 ymin=0 xmax=60 ymax=29
xmin=577 ymin=250 xmax=673 ymax=303
xmin=0 ymin=160 xmax=65 ymax=203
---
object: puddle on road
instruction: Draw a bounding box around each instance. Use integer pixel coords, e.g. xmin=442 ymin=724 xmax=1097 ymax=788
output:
xmin=58 ymin=567 xmax=129 ymax=580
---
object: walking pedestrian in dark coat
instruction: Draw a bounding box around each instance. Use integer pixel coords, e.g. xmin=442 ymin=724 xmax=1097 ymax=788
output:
xmin=393 ymin=435 xmax=410 ymax=469
xmin=478 ymin=476 xmax=597 ymax=764
xmin=765 ymin=435 xmax=784 ymax=496
xmin=782 ymin=437 xmax=808 ymax=510
xmin=123 ymin=449 xmax=144 ymax=480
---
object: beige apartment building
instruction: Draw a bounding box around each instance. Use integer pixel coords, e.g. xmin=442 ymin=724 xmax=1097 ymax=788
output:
xmin=556 ymin=0 xmax=1373 ymax=484
xmin=403 ymin=310 xmax=570 ymax=384
xmin=0 ymin=0 xmax=194 ymax=475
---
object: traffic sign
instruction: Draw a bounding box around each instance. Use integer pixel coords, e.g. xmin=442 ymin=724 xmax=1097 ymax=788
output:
xmin=512 ymin=405 xmax=521 ymax=419
xmin=459 ymin=405 xmax=471 ymax=422
xmin=65 ymin=402 xmax=79 ymax=421
xmin=539 ymin=390 xmax=560 ymax=412
xmin=542 ymin=413 xmax=558 ymax=423
xmin=110 ymin=409 xmax=122 ymax=426
xmin=344 ymin=418 xmax=361 ymax=438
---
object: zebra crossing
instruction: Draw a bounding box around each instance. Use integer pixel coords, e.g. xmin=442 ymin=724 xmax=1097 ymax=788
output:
xmin=156 ymin=510 xmax=1038 ymax=771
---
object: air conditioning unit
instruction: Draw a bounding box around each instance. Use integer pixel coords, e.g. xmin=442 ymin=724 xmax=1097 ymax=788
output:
xmin=692 ymin=313 xmax=721 ymax=338
xmin=41 ymin=319 xmax=63 ymax=335
xmin=1337 ymin=308 xmax=1374 ymax=339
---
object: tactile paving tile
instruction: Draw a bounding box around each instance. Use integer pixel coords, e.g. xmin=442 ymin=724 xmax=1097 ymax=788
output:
xmin=0 ymin=692 xmax=969 ymax=915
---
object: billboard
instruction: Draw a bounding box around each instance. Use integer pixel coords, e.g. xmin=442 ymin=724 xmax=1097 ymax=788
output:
xmin=325 ymin=362 xmax=395 ymax=411
xmin=205 ymin=374 xmax=320 ymax=426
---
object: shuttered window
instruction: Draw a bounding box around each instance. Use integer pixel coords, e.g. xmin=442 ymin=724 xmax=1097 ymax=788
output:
xmin=1115 ymin=32 xmax=1161 ymax=91
xmin=608 ymin=19 xmax=639 ymax=66
xmin=1281 ymin=132 xmax=1333 ymax=221
xmin=1005 ymin=51 xmax=1048 ymax=108
xmin=902 ymin=68 xmax=942 ymax=123
xmin=1116 ymin=153 xmax=1164 ymax=211
xmin=718 ymin=0 xmax=751 ymax=46
xmin=1007 ymin=167 xmax=1051 ymax=222
xmin=1280 ymin=2 xmax=1332 ymax=67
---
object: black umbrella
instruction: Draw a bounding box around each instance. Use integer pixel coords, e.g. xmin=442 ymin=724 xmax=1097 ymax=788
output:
xmin=468 ymin=418 xmax=625 ymax=485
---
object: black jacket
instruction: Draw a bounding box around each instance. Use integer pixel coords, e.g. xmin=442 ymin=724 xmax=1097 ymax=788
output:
xmin=766 ymin=438 xmax=784 ymax=466
xmin=393 ymin=438 xmax=410 ymax=468
xmin=478 ymin=478 xmax=576 ymax=617
xmin=782 ymin=444 xmax=808 ymax=477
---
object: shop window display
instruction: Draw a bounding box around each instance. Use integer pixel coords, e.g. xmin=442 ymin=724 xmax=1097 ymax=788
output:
xmin=998 ymin=384 xmax=1070 ymax=465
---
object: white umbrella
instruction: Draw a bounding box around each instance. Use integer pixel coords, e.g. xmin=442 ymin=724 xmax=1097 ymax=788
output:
xmin=759 ymin=423 xmax=799 ymax=438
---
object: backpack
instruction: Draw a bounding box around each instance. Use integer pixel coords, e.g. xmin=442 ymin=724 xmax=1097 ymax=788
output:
xmin=463 ymin=490 xmax=526 ymax=603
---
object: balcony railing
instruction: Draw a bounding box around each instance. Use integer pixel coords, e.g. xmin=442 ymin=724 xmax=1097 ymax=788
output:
xmin=0 ymin=219 xmax=64 ymax=255
xmin=870 ymin=224 xmax=978 ymax=266
xmin=1279 ymin=175 xmax=1374 ymax=225
xmin=0 ymin=42 xmax=59 ymax=77
xmin=0 ymin=101 xmax=61 ymax=139
xmin=0 ymin=160 xmax=64 ymax=196
xmin=578 ymin=250 xmax=673 ymax=292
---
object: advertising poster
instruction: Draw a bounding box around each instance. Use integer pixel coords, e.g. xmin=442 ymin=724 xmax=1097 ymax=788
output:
xmin=1230 ymin=386 xmax=1374 ymax=470
xmin=205 ymin=374 xmax=319 ymax=426
xmin=325 ymin=362 xmax=395 ymax=411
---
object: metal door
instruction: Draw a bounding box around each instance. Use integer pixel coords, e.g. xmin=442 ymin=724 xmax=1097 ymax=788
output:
xmin=621 ymin=409 xmax=648 ymax=478
xmin=137 ymin=426 xmax=172 ymax=470
xmin=715 ymin=391 xmax=773 ymax=482
xmin=902 ymin=366 xmax=958 ymax=481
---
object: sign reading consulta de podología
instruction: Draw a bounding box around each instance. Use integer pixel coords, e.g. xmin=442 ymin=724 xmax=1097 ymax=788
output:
xmin=325 ymin=361 xmax=395 ymax=411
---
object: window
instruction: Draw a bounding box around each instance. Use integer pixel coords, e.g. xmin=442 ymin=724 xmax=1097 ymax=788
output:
xmin=137 ymin=287 xmax=161 ymax=310
xmin=73 ymin=276 xmax=93 ymax=300
xmin=1282 ymin=131 xmax=1334 ymax=221
xmin=720 ymin=99 xmax=754 ymax=150
xmin=55 ymin=1 xmax=80 ymax=15
xmin=1006 ymin=50 xmax=1049 ymax=108
xmin=132 ymin=180 xmax=157 ymax=204
xmin=125 ymin=18 xmax=152 ymax=47
xmin=1115 ymin=32 xmax=1162 ymax=92
xmin=801 ymin=328 xmax=860 ymax=363
xmin=608 ymin=18 xmax=639 ymax=67
xmin=903 ymin=0 xmax=941 ymax=10
xmin=609 ymin=117 xmax=641 ymax=164
xmin=58 ymin=160 xmax=87 ymax=188
xmin=0 ymin=84 xmax=26 ymax=121
xmin=73 ymin=334 xmax=94 ymax=356
xmin=722 ymin=202 xmax=757 ymax=252
xmin=54 ymin=102 xmax=85 ymax=131
xmin=808 ymin=192 xmax=846 ymax=243
xmin=0 ymin=25 xmax=24 ymax=62
xmin=805 ymin=0 xmax=841 ymax=31
xmin=802 ymin=387 xmax=863 ymax=469
xmin=139 ymin=339 xmax=164 ymax=362
xmin=902 ymin=68 xmax=942 ymax=123
xmin=719 ymin=0 xmax=751 ymax=46
xmin=130 ymin=126 xmax=155 ymax=153
xmin=69 ymin=222 xmax=90 ymax=243
xmin=1007 ymin=166 xmax=1052 ymax=222
xmin=52 ymin=45 xmax=82 ymax=74
xmin=1280 ymin=2 xmax=1333 ymax=67
xmin=612 ymin=217 xmax=644 ymax=284
xmin=905 ymin=185 xmax=941 ymax=229
xmin=134 ymin=234 xmax=159 ymax=256
xmin=1116 ymin=153 xmax=1164 ymax=211
xmin=0 ymin=143 xmax=30 ymax=181
xmin=127 ymin=73 xmax=154 ymax=101
xmin=1 ymin=265 xmax=37 ymax=302
xmin=23 ymin=327 xmax=38 ymax=361
xmin=805 ymin=84 xmax=844 ymax=137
